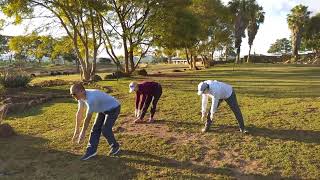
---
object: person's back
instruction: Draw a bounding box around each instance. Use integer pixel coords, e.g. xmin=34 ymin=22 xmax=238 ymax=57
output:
xmin=203 ymin=80 xmax=233 ymax=99
xmin=137 ymin=81 xmax=160 ymax=96
xmin=82 ymin=89 xmax=120 ymax=113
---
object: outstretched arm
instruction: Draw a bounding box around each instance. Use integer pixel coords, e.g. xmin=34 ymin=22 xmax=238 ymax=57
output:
xmin=72 ymin=101 xmax=85 ymax=143
xmin=78 ymin=110 xmax=93 ymax=144
xmin=135 ymin=92 xmax=141 ymax=117
xmin=201 ymin=94 xmax=209 ymax=121
xmin=210 ymin=96 xmax=219 ymax=120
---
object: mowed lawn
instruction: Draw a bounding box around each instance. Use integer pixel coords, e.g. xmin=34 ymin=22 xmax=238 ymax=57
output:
xmin=1 ymin=64 xmax=320 ymax=179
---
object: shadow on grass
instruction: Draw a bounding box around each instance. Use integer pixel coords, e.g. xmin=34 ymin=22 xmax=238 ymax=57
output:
xmin=120 ymin=150 xmax=284 ymax=179
xmin=0 ymin=134 xmax=139 ymax=179
xmin=247 ymin=126 xmax=320 ymax=144
xmin=8 ymin=98 xmax=75 ymax=119
xmin=121 ymin=149 xmax=233 ymax=177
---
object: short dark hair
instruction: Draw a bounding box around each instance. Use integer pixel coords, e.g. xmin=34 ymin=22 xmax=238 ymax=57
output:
xmin=71 ymin=83 xmax=85 ymax=93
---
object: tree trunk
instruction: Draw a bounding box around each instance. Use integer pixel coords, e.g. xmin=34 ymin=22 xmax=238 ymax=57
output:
xmin=202 ymin=55 xmax=210 ymax=68
xmin=236 ymin=47 xmax=241 ymax=64
xmin=291 ymin=32 xmax=300 ymax=62
xmin=224 ymin=47 xmax=228 ymax=61
xmin=75 ymin=59 xmax=80 ymax=73
xmin=123 ymin=37 xmax=129 ymax=73
xmin=91 ymin=48 xmax=97 ymax=80
xmin=247 ymin=45 xmax=252 ymax=63
xmin=129 ymin=48 xmax=134 ymax=73
xmin=168 ymin=56 xmax=172 ymax=64
xmin=192 ymin=55 xmax=198 ymax=70
xmin=185 ymin=48 xmax=191 ymax=69
xmin=189 ymin=54 xmax=193 ymax=69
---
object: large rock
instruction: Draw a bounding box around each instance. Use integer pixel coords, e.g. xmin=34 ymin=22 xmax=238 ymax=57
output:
xmin=0 ymin=123 xmax=15 ymax=138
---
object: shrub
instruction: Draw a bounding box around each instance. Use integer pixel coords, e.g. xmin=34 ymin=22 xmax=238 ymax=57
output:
xmin=104 ymin=71 xmax=130 ymax=80
xmin=33 ymin=79 xmax=72 ymax=87
xmin=93 ymin=75 xmax=102 ymax=81
xmin=0 ymin=71 xmax=31 ymax=88
xmin=133 ymin=69 xmax=148 ymax=76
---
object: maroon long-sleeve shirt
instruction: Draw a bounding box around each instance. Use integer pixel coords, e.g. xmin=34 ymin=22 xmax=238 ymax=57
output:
xmin=136 ymin=81 xmax=160 ymax=110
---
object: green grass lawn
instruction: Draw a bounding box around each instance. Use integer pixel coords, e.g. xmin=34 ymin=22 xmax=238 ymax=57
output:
xmin=1 ymin=63 xmax=320 ymax=179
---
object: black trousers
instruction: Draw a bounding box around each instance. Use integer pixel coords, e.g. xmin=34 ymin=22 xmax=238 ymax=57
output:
xmin=139 ymin=85 xmax=162 ymax=119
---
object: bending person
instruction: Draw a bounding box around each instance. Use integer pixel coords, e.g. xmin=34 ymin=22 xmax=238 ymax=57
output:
xmin=129 ymin=81 xmax=162 ymax=123
xmin=197 ymin=80 xmax=248 ymax=133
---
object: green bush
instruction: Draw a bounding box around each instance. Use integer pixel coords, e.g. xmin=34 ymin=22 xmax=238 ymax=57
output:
xmin=0 ymin=71 xmax=31 ymax=88
xmin=104 ymin=71 xmax=130 ymax=80
xmin=133 ymin=69 xmax=148 ymax=76
xmin=93 ymin=75 xmax=102 ymax=81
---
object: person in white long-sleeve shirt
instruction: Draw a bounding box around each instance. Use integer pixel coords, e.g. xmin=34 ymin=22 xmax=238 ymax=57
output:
xmin=197 ymin=80 xmax=248 ymax=133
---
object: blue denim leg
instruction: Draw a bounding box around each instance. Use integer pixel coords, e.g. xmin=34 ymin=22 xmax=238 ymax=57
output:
xmin=225 ymin=91 xmax=245 ymax=130
xmin=86 ymin=112 xmax=106 ymax=153
xmin=102 ymin=106 xmax=120 ymax=148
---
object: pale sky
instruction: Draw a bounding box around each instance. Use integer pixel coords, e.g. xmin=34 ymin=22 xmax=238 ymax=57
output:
xmin=1 ymin=0 xmax=320 ymax=56
xmin=221 ymin=0 xmax=320 ymax=55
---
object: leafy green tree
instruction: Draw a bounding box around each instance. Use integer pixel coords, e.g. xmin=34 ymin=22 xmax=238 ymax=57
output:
xmin=246 ymin=0 xmax=264 ymax=63
xmin=99 ymin=0 xmax=161 ymax=73
xmin=51 ymin=36 xmax=79 ymax=71
xmin=150 ymin=0 xmax=200 ymax=69
xmin=8 ymin=33 xmax=54 ymax=63
xmin=1 ymin=0 xmax=104 ymax=81
xmin=303 ymin=13 xmax=320 ymax=55
xmin=267 ymin=38 xmax=291 ymax=54
xmin=287 ymin=4 xmax=310 ymax=61
xmin=0 ymin=35 xmax=10 ymax=55
xmin=191 ymin=0 xmax=233 ymax=68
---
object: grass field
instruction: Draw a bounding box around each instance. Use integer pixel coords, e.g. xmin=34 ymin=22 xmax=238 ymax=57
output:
xmin=1 ymin=63 xmax=320 ymax=179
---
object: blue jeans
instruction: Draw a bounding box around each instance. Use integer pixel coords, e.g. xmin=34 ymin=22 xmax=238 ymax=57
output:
xmin=86 ymin=106 xmax=120 ymax=153
xmin=206 ymin=91 xmax=245 ymax=130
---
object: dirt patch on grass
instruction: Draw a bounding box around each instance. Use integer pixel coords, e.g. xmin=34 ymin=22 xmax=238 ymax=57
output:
xmin=117 ymin=117 xmax=201 ymax=145
xmin=117 ymin=117 xmax=265 ymax=177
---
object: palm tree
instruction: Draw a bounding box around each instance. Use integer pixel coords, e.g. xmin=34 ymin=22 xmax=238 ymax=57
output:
xmin=246 ymin=1 xmax=264 ymax=63
xmin=228 ymin=0 xmax=250 ymax=63
xmin=287 ymin=5 xmax=310 ymax=61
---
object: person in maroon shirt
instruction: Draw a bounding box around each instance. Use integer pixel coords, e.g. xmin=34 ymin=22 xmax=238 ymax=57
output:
xmin=129 ymin=81 xmax=162 ymax=123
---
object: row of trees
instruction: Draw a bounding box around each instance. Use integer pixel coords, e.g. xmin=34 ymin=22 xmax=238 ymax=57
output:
xmin=0 ymin=0 xmax=265 ymax=81
xmin=269 ymin=5 xmax=320 ymax=60
xmin=3 ymin=34 xmax=78 ymax=64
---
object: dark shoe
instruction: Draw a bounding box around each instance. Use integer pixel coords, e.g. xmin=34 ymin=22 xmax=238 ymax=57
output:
xmin=134 ymin=118 xmax=144 ymax=123
xmin=240 ymin=128 xmax=249 ymax=134
xmin=109 ymin=146 xmax=120 ymax=156
xmin=80 ymin=150 xmax=97 ymax=161
xmin=148 ymin=118 xmax=155 ymax=123
xmin=201 ymin=120 xmax=212 ymax=133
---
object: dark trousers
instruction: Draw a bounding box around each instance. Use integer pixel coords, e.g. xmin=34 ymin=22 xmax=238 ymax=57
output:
xmin=87 ymin=106 xmax=120 ymax=152
xmin=206 ymin=91 xmax=245 ymax=130
xmin=140 ymin=85 xmax=162 ymax=119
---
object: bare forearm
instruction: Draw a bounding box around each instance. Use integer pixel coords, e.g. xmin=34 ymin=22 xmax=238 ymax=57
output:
xmin=74 ymin=111 xmax=84 ymax=133
xmin=80 ymin=114 xmax=92 ymax=134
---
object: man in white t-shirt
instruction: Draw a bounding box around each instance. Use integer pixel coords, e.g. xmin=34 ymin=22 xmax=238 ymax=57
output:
xmin=197 ymin=80 xmax=248 ymax=133
xmin=70 ymin=83 xmax=121 ymax=160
